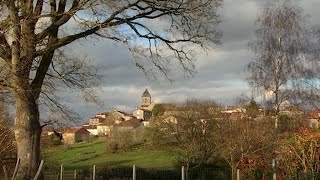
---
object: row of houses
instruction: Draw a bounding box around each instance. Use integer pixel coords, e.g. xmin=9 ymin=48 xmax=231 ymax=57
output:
xmin=83 ymin=110 xmax=145 ymax=136
xmin=81 ymin=89 xmax=154 ymax=137
xmin=45 ymin=107 xmax=320 ymax=145
xmin=43 ymin=89 xmax=320 ymax=144
xmin=43 ymin=89 xmax=154 ymax=144
xmin=223 ymin=106 xmax=320 ymax=129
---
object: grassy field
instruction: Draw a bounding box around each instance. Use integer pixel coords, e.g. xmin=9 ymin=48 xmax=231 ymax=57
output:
xmin=42 ymin=140 xmax=178 ymax=170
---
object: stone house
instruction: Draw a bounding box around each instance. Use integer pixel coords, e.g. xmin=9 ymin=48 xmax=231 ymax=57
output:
xmin=89 ymin=116 xmax=106 ymax=125
xmin=280 ymin=107 xmax=304 ymax=116
xmin=95 ymin=112 xmax=109 ymax=119
xmin=112 ymin=110 xmax=133 ymax=121
xmin=141 ymin=120 xmax=150 ymax=127
xmin=96 ymin=122 xmax=114 ymax=136
xmin=132 ymin=108 xmax=152 ymax=120
xmin=113 ymin=118 xmax=142 ymax=132
xmin=62 ymin=127 xmax=90 ymax=144
xmin=308 ymin=110 xmax=320 ymax=129
xmin=221 ymin=105 xmax=246 ymax=114
xmin=82 ymin=125 xmax=98 ymax=136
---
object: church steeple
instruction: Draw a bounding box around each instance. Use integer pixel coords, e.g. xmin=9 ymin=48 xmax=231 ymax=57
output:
xmin=141 ymin=89 xmax=151 ymax=108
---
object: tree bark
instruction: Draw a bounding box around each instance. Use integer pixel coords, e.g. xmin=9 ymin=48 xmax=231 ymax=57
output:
xmin=14 ymin=90 xmax=41 ymax=179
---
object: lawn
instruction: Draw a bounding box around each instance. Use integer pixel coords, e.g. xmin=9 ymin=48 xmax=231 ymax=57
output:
xmin=42 ymin=140 xmax=178 ymax=170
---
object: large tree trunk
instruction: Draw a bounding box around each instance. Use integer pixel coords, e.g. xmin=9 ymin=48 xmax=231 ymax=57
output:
xmin=14 ymin=90 xmax=42 ymax=179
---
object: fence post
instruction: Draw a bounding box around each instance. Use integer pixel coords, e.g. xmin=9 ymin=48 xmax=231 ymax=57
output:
xmin=237 ymin=169 xmax=240 ymax=180
xmin=60 ymin=164 xmax=63 ymax=180
xmin=133 ymin=164 xmax=136 ymax=180
xmin=181 ymin=166 xmax=185 ymax=180
xmin=73 ymin=169 xmax=77 ymax=179
xmin=11 ymin=158 xmax=20 ymax=180
xmin=93 ymin=165 xmax=96 ymax=180
xmin=33 ymin=160 xmax=45 ymax=180
xmin=3 ymin=165 xmax=8 ymax=180
xmin=272 ymin=159 xmax=276 ymax=180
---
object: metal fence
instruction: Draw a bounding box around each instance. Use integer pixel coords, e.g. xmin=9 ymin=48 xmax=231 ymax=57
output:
xmin=43 ymin=164 xmax=230 ymax=180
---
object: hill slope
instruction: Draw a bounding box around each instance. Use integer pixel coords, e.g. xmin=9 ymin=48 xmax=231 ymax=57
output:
xmin=43 ymin=140 xmax=178 ymax=170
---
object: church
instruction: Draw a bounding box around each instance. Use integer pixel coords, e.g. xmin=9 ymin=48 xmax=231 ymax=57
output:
xmin=132 ymin=89 xmax=154 ymax=120
xmin=141 ymin=89 xmax=152 ymax=108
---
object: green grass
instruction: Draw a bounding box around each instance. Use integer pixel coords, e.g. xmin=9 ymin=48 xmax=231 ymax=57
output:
xmin=43 ymin=140 xmax=178 ymax=170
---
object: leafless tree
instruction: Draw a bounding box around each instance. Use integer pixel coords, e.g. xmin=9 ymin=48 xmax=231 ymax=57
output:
xmin=0 ymin=0 xmax=223 ymax=178
xmin=247 ymin=1 xmax=319 ymax=178
xmin=156 ymin=99 xmax=220 ymax=177
xmin=248 ymin=0 xmax=316 ymax=116
xmin=215 ymin=116 xmax=273 ymax=180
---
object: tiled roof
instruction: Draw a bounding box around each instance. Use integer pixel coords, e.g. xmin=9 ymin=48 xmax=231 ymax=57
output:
xmin=114 ymin=110 xmax=130 ymax=116
xmin=83 ymin=125 xmax=97 ymax=129
xmin=97 ymin=122 xmax=114 ymax=126
xmin=308 ymin=110 xmax=320 ymax=119
xmin=115 ymin=118 xmax=141 ymax=128
xmin=63 ymin=127 xmax=89 ymax=134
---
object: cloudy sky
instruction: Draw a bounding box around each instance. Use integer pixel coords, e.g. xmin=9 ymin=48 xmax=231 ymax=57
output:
xmin=57 ymin=0 xmax=320 ymax=123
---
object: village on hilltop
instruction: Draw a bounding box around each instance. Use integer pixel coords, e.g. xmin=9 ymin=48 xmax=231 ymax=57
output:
xmin=43 ymin=89 xmax=320 ymax=145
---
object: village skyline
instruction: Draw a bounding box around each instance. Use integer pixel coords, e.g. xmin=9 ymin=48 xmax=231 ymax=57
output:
xmin=1 ymin=0 xmax=320 ymax=179
xmin=57 ymin=0 xmax=320 ymax=123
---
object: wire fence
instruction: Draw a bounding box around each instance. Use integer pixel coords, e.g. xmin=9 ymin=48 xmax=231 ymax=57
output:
xmin=43 ymin=164 xmax=230 ymax=180
xmin=1 ymin=160 xmax=317 ymax=180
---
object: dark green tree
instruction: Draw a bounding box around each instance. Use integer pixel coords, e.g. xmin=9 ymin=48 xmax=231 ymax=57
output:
xmin=152 ymin=104 xmax=165 ymax=117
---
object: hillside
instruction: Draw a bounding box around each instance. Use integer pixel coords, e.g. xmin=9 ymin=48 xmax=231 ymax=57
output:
xmin=42 ymin=140 xmax=178 ymax=170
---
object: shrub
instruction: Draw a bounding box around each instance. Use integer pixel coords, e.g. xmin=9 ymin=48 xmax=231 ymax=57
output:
xmin=106 ymin=130 xmax=134 ymax=153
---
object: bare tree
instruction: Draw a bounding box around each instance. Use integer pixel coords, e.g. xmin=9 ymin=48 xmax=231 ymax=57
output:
xmin=156 ymin=99 xmax=220 ymax=177
xmin=0 ymin=0 xmax=223 ymax=178
xmin=248 ymin=0 xmax=315 ymax=116
xmin=247 ymin=1 xmax=318 ymax=179
xmin=215 ymin=116 xmax=273 ymax=180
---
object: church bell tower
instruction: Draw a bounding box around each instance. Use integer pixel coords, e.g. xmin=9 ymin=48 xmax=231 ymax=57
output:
xmin=141 ymin=89 xmax=151 ymax=108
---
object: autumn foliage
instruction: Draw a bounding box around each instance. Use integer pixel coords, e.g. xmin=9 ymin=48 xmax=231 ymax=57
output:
xmin=277 ymin=128 xmax=320 ymax=179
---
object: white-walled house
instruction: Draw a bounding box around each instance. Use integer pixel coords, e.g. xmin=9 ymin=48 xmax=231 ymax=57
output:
xmin=82 ymin=125 xmax=98 ymax=136
xmin=308 ymin=110 xmax=320 ymax=129
xmin=132 ymin=108 xmax=152 ymax=120
xmin=97 ymin=122 xmax=114 ymax=136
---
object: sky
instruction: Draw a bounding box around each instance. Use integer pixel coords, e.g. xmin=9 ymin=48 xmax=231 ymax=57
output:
xmin=55 ymin=0 xmax=320 ymax=123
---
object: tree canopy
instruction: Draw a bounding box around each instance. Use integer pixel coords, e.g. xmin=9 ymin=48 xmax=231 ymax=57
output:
xmin=248 ymin=0 xmax=319 ymax=113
